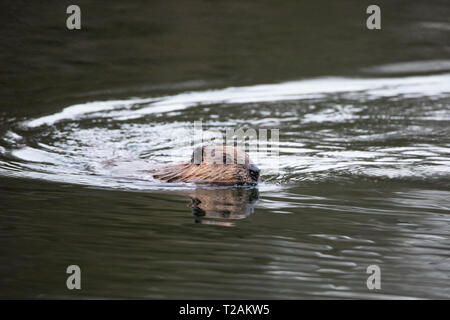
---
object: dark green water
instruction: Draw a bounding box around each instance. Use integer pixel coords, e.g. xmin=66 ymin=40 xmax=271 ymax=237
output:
xmin=1 ymin=1 xmax=449 ymax=299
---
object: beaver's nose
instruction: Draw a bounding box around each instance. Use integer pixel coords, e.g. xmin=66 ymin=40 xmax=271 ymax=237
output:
xmin=249 ymin=164 xmax=260 ymax=181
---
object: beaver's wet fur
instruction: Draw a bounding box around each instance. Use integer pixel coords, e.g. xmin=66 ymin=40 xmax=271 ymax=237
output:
xmin=152 ymin=146 xmax=260 ymax=185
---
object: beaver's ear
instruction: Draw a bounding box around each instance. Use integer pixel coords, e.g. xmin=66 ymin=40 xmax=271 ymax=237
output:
xmin=191 ymin=146 xmax=204 ymax=165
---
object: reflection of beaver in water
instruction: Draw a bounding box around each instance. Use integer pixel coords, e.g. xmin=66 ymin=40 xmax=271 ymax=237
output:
xmin=189 ymin=187 xmax=259 ymax=225
xmin=152 ymin=145 xmax=260 ymax=185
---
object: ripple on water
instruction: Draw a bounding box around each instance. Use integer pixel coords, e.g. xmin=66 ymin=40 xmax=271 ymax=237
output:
xmin=0 ymin=73 xmax=448 ymax=190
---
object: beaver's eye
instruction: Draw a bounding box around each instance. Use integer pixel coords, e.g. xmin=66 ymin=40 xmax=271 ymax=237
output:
xmin=248 ymin=164 xmax=260 ymax=180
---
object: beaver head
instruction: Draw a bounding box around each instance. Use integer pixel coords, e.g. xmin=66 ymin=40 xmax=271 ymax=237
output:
xmin=153 ymin=145 xmax=260 ymax=185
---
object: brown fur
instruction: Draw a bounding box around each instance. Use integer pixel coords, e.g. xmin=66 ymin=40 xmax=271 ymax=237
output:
xmin=152 ymin=146 xmax=260 ymax=185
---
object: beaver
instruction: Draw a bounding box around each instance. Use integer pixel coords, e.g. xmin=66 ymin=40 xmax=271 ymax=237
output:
xmin=152 ymin=145 xmax=260 ymax=185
